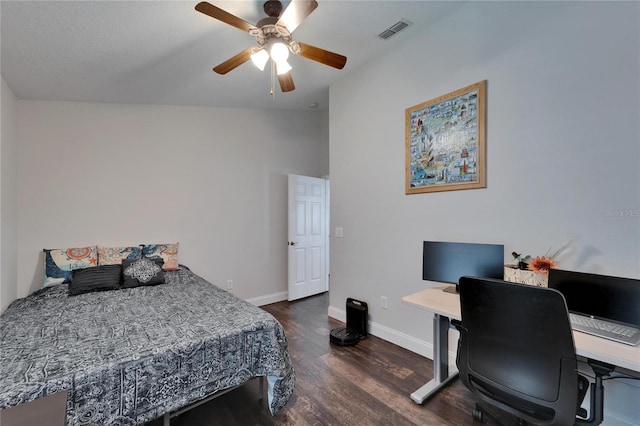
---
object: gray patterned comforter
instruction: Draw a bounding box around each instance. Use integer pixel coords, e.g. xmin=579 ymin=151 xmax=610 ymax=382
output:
xmin=0 ymin=268 xmax=295 ymax=424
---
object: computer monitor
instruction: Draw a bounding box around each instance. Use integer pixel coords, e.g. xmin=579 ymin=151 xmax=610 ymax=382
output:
xmin=548 ymin=269 xmax=640 ymax=328
xmin=422 ymin=241 xmax=504 ymax=293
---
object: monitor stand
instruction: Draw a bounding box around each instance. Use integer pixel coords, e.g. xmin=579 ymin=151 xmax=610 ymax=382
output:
xmin=442 ymin=284 xmax=459 ymax=294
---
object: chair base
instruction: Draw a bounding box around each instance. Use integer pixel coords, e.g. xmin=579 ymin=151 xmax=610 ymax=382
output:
xmin=472 ymin=402 xmax=528 ymax=426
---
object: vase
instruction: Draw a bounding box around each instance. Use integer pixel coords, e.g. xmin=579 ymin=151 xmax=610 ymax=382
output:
xmin=504 ymin=265 xmax=548 ymax=287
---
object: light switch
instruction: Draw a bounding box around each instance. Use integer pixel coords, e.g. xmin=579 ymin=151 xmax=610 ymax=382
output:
xmin=335 ymin=227 xmax=344 ymax=238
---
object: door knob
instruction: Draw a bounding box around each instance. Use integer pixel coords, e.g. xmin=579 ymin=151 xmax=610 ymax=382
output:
xmin=288 ymin=241 xmax=296 ymax=246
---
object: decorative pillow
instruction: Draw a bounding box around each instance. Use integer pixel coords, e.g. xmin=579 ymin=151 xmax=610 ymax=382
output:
xmin=69 ymin=264 xmax=122 ymax=296
xmin=163 ymin=259 xmax=179 ymax=271
xmin=98 ymin=245 xmax=142 ymax=265
xmin=142 ymin=243 xmax=179 ymax=271
xmin=43 ymin=246 xmax=98 ymax=287
xmin=121 ymin=257 xmax=165 ymax=288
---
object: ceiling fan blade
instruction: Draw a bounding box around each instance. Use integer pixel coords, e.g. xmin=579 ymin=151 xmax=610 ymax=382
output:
xmin=212 ymin=47 xmax=253 ymax=74
xmin=195 ymin=2 xmax=256 ymax=33
xmin=278 ymin=72 xmax=295 ymax=93
xmin=297 ymin=42 xmax=347 ymax=70
xmin=277 ymin=0 xmax=318 ymax=33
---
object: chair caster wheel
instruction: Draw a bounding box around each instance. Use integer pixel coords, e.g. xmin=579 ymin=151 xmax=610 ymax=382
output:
xmin=473 ymin=407 xmax=484 ymax=423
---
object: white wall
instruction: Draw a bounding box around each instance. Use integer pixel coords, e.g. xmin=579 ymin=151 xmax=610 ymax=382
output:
xmin=319 ymin=109 xmax=330 ymax=177
xmin=1 ymin=77 xmax=19 ymax=313
xmin=329 ymin=1 xmax=639 ymax=425
xmin=16 ymin=101 xmax=327 ymax=302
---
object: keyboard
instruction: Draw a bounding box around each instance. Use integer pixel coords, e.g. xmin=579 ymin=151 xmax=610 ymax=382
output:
xmin=570 ymin=313 xmax=640 ymax=346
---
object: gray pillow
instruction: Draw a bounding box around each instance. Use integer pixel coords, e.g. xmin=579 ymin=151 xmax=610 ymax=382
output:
xmin=69 ymin=264 xmax=121 ymax=296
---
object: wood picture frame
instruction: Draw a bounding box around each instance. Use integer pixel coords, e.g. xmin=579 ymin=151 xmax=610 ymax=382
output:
xmin=405 ymin=80 xmax=487 ymax=194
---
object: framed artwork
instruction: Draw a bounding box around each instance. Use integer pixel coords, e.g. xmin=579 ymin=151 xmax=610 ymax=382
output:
xmin=405 ymin=80 xmax=487 ymax=194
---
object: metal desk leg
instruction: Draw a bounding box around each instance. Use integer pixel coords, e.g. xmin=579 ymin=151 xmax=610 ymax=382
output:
xmin=410 ymin=313 xmax=459 ymax=404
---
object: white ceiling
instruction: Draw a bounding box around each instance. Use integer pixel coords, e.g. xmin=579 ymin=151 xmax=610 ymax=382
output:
xmin=1 ymin=1 xmax=464 ymax=111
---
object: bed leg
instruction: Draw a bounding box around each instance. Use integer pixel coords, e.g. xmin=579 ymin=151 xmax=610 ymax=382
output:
xmin=163 ymin=413 xmax=170 ymax=426
xmin=259 ymin=376 xmax=264 ymax=401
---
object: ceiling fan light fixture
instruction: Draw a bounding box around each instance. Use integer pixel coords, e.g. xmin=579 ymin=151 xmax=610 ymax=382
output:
xmin=270 ymin=41 xmax=290 ymax=63
xmin=276 ymin=60 xmax=292 ymax=75
xmin=250 ymin=48 xmax=269 ymax=71
xmin=196 ymin=0 xmax=347 ymax=93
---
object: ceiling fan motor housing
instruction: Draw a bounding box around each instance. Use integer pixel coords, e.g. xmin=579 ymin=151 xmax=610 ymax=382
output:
xmin=250 ymin=24 xmax=299 ymax=54
xmin=263 ymin=0 xmax=283 ymax=18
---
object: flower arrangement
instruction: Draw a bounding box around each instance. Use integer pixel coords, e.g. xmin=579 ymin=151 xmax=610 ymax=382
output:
xmin=528 ymin=255 xmax=558 ymax=274
xmin=511 ymin=241 xmax=572 ymax=274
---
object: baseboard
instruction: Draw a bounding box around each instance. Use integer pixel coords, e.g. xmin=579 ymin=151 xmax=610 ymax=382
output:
xmin=327 ymin=305 xmax=457 ymax=364
xmin=246 ymin=291 xmax=288 ymax=307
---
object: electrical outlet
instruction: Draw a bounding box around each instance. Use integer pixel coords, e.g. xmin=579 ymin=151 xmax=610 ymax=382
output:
xmin=227 ymin=280 xmax=234 ymax=290
xmin=381 ymin=296 xmax=388 ymax=309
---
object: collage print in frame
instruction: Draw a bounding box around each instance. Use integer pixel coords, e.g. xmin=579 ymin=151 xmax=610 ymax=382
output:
xmin=405 ymin=80 xmax=487 ymax=194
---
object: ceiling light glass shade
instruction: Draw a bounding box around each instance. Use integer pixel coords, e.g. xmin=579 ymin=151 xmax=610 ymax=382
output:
xmin=250 ymin=49 xmax=269 ymax=71
xmin=276 ymin=60 xmax=292 ymax=75
xmin=270 ymin=42 xmax=289 ymax=63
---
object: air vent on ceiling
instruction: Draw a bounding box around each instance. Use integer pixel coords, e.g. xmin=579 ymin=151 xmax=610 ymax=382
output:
xmin=378 ymin=19 xmax=412 ymax=40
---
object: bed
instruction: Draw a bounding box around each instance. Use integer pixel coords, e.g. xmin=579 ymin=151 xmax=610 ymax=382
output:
xmin=0 ymin=267 xmax=295 ymax=425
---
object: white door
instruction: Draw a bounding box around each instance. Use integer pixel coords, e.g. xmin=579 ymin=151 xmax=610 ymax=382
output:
xmin=288 ymin=174 xmax=327 ymax=301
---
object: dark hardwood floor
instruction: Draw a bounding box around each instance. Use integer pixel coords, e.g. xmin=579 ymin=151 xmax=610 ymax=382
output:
xmin=148 ymin=292 xmax=487 ymax=425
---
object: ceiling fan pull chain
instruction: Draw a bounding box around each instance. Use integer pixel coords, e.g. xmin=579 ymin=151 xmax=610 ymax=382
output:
xmin=270 ymin=60 xmax=275 ymax=97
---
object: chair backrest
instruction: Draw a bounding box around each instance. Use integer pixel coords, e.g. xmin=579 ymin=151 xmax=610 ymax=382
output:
xmin=456 ymin=276 xmax=580 ymax=426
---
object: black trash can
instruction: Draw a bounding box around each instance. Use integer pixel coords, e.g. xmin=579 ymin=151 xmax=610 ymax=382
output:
xmin=330 ymin=298 xmax=368 ymax=346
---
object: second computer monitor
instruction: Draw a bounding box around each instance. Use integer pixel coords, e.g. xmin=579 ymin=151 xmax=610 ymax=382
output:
xmin=548 ymin=268 xmax=640 ymax=328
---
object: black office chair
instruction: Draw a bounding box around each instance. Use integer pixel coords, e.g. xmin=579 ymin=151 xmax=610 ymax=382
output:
xmin=453 ymin=276 xmax=609 ymax=426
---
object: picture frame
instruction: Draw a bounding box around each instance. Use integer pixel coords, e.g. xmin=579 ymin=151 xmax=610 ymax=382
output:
xmin=405 ymin=80 xmax=487 ymax=194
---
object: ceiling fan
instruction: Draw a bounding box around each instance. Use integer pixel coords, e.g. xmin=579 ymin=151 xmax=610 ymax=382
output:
xmin=195 ymin=0 xmax=347 ymax=93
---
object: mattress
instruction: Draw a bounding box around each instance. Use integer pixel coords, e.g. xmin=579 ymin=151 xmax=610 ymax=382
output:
xmin=0 ymin=267 xmax=295 ymax=425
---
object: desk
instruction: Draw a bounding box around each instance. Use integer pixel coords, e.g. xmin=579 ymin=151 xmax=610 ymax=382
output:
xmin=402 ymin=284 xmax=640 ymax=404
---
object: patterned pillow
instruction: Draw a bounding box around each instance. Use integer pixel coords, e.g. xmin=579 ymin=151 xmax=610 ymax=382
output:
xmin=163 ymin=259 xmax=179 ymax=271
xmin=98 ymin=245 xmax=142 ymax=265
xmin=142 ymin=243 xmax=179 ymax=270
xmin=43 ymin=246 xmax=98 ymax=287
xmin=121 ymin=257 xmax=165 ymax=288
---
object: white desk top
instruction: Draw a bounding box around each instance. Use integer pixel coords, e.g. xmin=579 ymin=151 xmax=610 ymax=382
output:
xmin=402 ymin=285 xmax=640 ymax=375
